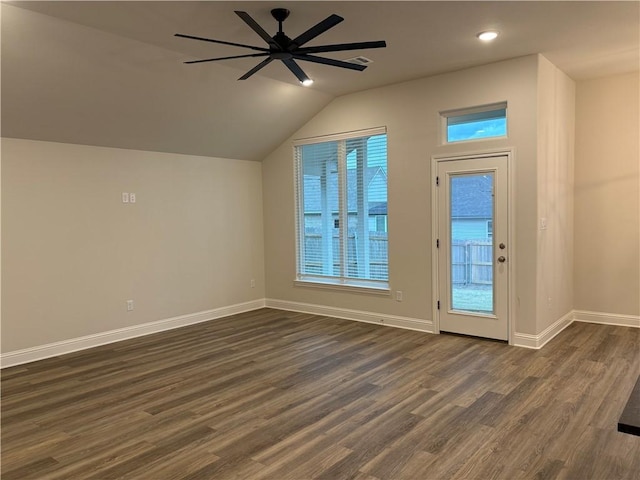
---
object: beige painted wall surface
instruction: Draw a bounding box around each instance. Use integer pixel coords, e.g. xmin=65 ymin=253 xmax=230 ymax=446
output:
xmin=574 ymin=72 xmax=640 ymax=316
xmin=536 ymin=56 xmax=575 ymax=331
xmin=263 ymin=55 xmax=540 ymax=335
xmin=1 ymin=139 xmax=265 ymax=352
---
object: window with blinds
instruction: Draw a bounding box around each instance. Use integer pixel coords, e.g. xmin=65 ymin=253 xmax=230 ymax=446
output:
xmin=294 ymin=127 xmax=388 ymax=290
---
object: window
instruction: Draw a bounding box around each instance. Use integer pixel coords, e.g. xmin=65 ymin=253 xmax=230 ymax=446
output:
xmin=442 ymin=103 xmax=507 ymax=143
xmin=294 ymin=127 xmax=388 ymax=291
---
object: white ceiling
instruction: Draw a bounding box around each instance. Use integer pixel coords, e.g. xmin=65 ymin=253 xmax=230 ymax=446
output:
xmin=2 ymin=1 xmax=639 ymax=161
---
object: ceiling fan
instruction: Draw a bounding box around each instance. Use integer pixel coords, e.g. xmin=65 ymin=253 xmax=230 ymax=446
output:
xmin=175 ymin=8 xmax=386 ymax=84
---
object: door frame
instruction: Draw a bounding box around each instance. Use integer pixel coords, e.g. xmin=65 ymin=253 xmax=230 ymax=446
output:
xmin=431 ymin=148 xmax=516 ymax=345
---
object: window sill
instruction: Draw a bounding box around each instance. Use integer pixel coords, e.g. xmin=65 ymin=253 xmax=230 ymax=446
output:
xmin=294 ymin=277 xmax=390 ymax=296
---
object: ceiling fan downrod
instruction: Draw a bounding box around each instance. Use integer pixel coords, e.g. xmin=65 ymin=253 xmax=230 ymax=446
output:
xmin=271 ymin=8 xmax=290 ymax=34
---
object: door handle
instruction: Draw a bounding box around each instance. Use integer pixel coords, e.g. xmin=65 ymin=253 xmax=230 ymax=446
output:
xmin=497 ymin=256 xmax=506 ymax=263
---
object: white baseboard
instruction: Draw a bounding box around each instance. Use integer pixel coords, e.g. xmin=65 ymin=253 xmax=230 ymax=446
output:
xmin=512 ymin=308 xmax=640 ymax=349
xmin=573 ymin=310 xmax=640 ymax=328
xmin=4 ymin=303 xmax=635 ymax=368
xmin=512 ymin=310 xmax=574 ymax=349
xmin=265 ymin=298 xmax=434 ymax=333
xmin=1 ymin=299 xmax=266 ymax=369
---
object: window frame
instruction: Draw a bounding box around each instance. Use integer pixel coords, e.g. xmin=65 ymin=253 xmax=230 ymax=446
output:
xmin=487 ymin=220 xmax=493 ymax=239
xmin=293 ymin=127 xmax=390 ymax=293
xmin=440 ymin=102 xmax=508 ymax=144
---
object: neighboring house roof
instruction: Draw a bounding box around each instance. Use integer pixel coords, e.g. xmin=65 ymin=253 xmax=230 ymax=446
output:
xmin=450 ymin=175 xmax=493 ymax=219
xmin=368 ymin=202 xmax=387 ymax=215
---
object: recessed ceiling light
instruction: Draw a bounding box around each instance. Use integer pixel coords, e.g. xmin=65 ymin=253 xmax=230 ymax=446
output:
xmin=477 ymin=31 xmax=499 ymax=42
xmin=301 ymin=79 xmax=314 ymax=87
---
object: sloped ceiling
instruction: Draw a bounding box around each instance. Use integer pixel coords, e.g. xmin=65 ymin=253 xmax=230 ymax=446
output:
xmin=2 ymin=1 xmax=638 ymax=161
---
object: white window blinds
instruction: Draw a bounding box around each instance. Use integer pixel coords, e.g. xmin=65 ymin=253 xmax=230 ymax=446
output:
xmin=294 ymin=128 xmax=388 ymax=287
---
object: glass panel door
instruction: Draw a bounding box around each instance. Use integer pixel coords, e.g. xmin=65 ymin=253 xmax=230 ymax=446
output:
xmin=436 ymin=155 xmax=509 ymax=341
xmin=449 ymin=173 xmax=494 ymax=313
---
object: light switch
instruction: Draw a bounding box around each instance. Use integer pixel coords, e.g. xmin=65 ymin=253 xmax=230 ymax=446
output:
xmin=122 ymin=192 xmax=129 ymax=203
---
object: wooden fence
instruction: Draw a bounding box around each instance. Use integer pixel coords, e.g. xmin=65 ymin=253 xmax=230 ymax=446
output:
xmin=452 ymin=240 xmax=493 ymax=285
xmin=302 ymin=236 xmax=491 ymax=285
xmin=303 ymin=233 xmax=388 ymax=280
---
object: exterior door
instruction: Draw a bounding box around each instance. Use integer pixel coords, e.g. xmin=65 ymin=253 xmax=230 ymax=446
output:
xmin=436 ymin=155 xmax=509 ymax=341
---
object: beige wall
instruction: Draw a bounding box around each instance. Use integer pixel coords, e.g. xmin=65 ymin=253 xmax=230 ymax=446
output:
xmin=574 ymin=72 xmax=640 ymax=316
xmin=263 ymin=55 xmax=541 ymax=336
xmin=536 ymin=56 xmax=576 ymax=331
xmin=1 ymin=139 xmax=265 ymax=352
xmin=4 ymin=60 xmax=634 ymax=357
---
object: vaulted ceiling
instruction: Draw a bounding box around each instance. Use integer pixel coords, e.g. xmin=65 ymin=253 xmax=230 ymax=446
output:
xmin=2 ymin=1 xmax=638 ymax=161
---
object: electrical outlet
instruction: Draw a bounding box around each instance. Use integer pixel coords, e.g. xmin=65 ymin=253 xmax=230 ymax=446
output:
xmin=396 ymin=290 xmax=403 ymax=302
xmin=129 ymin=193 xmax=136 ymax=203
xmin=540 ymin=217 xmax=547 ymax=230
xmin=126 ymin=299 xmax=134 ymax=311
xmin=250 ymin=279 xmax=256 ymax=288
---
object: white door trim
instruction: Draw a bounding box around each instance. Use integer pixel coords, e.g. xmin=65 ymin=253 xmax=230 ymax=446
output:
xmin=431 ymin=148 xmax=516 ymax=344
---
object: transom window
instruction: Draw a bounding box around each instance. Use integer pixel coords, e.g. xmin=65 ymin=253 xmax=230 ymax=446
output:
xmin=294 ymin=127 xmax=388 ymax=291
xmin=442 ymin=102 xmax=507 ymax=143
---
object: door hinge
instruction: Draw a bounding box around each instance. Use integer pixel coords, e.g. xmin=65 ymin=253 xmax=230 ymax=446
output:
xmin=436 ymin=239 xmax=440 ymax=248
xmin=436 ymin=176 xmax=439 ymax=186
xmin=437 ymin=300 xmax=440 ymax=310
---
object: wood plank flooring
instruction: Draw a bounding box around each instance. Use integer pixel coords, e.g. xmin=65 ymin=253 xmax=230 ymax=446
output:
xmin=2 ymin=308 xmax=639 ymax=479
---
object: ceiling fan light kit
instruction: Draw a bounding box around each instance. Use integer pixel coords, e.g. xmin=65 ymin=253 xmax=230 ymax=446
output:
xmin=175 ymin=8 xmax=387 ymax=84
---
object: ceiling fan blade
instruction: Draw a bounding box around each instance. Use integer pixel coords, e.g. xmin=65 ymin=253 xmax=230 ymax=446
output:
xmin=291 ymin=14 xmax=344 ymax=48
xmin=296 ymin=41 xmax=387 ymax=55
xmin=282 ymin=58 xmax=310 ymax=83
xmin=185 ymin=53 xmax=270 ymax=65
xmin=175 ymin=33 xmax=269 ymax=52
xmin=239 ymin=57 xmax=274 ymax=80
xmin=293 ymin=54 xmax=366 ymax=71
xmin=235 ymin=11 xmax=280 ymax=50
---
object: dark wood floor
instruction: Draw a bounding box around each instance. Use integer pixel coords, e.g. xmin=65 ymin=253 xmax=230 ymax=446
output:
xmin=2 ymin=308 xmax=639 ymax=479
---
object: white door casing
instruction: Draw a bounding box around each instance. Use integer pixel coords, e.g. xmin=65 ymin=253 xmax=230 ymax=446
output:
xmin=433 ymin=153 xmax=511 ymax=341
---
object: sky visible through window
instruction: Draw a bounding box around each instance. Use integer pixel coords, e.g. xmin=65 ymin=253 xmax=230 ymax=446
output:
xmin=447 ymin=118 xmax=506 ymax=142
